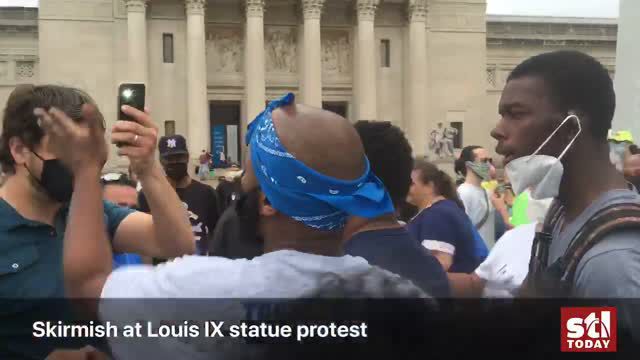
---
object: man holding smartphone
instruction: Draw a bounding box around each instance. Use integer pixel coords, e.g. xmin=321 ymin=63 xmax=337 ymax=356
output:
xmin=0 ymin=85 xmax=194 ymax=359
xmin=138 ymin=135 xmax=220 ymax=258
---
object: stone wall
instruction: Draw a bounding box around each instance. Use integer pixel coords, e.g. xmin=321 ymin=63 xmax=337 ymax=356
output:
xmin=0 ymin=1 xmax=621 ymax=171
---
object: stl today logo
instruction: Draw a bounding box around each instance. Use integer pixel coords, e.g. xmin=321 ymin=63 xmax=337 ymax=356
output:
xmin=561 ymin=307 xmax=617 ymax=352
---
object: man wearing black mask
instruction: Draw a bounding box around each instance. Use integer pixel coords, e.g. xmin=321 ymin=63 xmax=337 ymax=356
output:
xmin=0 ymin=85 xmax=193 ymax=359
xmin=139 ymin=135 xmax=220 ymax=258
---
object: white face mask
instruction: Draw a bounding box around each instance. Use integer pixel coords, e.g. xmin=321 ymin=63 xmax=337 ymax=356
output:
xmin=526 ymin=195 xmax=553 ymax=223
xmin=505 ymin=114 xmax=582 ymax=200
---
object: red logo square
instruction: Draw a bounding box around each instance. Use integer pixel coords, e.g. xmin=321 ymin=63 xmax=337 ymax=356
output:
xmin=561 ymin=307 xmax=617 ymax=352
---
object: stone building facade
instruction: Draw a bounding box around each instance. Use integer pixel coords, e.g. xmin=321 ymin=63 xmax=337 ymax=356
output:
xmin=0 ymin=2 xmax=618 ymax=170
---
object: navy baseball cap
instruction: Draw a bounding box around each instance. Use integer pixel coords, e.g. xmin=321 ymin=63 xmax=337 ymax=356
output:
xmin=159 ymin=135 xmax=189 ymax=157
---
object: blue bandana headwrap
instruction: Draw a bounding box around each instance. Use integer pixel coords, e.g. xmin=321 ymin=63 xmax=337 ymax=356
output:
xmin=245 ymin=93 xmax=395 ymax=231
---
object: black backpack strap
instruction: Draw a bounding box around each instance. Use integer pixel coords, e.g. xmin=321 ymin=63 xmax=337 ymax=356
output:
xmin=559 ymin=202 xmax=640 ymax=284
xmin=528 ymin=199 xmax=563 ymax=274
xmin=474 ymin=189 xmax=491 ymax=229
xmin=520 ymin=200 xmax=563 ymax=297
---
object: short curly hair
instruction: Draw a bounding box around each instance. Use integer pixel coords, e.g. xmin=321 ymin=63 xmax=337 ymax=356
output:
xmin=0 ymin=84 xmax=103 ymax=174
xmin=507 ymin=50 xmax=615 ymax=141
xmin=354 ymin=120 xmax=413 ymax=208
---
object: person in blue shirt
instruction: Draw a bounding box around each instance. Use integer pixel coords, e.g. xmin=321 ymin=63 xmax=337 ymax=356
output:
xmin=343 ymin=120 xmax=451 ymax=298
xmin=101 ymin=172 xmax=148 ymax=268
xmin=0 ymin=85 xmax=194 ymax=359
xmin=407 ymin=160 xmax=480 ymax=273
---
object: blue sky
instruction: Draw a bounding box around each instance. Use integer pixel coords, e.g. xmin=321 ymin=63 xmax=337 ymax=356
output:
xmin=0 ymin=0 xmax=621 ymax=18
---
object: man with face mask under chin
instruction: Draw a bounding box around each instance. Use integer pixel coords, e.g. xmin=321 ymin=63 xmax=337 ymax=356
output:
xmin=492 ymin=50 xmax=640 ymax=344
xmin=138 ymin=135 xmax=220 ymax=259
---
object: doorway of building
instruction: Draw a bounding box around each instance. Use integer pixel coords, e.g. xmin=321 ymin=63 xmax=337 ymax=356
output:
xmin=210 ymin=101 xmax=241 ymax=168
xmin=322 ymin=101 xmax=348 ymax=119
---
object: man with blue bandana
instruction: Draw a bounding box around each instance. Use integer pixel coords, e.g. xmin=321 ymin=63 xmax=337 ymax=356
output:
xmin=48 ymin=93 xmax=429 ymax=358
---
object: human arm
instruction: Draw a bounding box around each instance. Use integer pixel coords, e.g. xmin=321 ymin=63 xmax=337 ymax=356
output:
xmin=491 ymin=191 xmax=513 ymax=230
xmin=109 ymin=106 xmax=195 ymax=258
xmin=448 ymin=273 xmax=486 ymax=298
xmin=36 ymin=105 xmax=111 ymax=312
xmin=411 ymin=208 xmax=459 ymax=272
xmin=432 ymin=252 xmax=453 ymax=272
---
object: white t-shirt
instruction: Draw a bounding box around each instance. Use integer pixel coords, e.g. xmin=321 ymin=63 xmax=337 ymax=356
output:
xmin=458 ymin=183 xmax=495 ymax=248
xmin=475 ymin=222 xmax=537 ymax=298
xmin=100 ymin=250 xmax=427 ymax=359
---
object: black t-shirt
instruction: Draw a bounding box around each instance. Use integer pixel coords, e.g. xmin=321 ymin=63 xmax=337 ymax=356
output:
xmin=344 ymin=227 xmax=451 ymax=298
xmin=138 ymin=179 xmax=219 ymax=257
xmin=208 ymin=192 xmax=263 ymax=259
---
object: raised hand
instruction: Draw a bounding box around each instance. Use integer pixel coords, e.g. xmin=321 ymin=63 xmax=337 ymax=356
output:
xmin=34 ymin=104 xmax=108 ymax=175
xmin=111 ymin=106 xmax=159 ymax=177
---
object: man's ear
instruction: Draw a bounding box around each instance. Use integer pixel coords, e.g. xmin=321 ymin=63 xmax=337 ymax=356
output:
xmin=258 ymin=192 xmax=277 ymax=217
xmin=8 ymin=136 xmax=29 ymax=166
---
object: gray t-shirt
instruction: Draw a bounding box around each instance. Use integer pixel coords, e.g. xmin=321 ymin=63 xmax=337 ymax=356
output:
xmin=548 ymin=189 xmax=640 ymax=340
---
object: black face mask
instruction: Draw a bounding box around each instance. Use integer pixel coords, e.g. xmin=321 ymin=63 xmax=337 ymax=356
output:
xmin=164 ymin=162 xmax=188 ymax=181
xmin=26 ymin=152 xmax=74 ymax=203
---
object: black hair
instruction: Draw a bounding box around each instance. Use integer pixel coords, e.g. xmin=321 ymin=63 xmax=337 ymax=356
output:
xmin=414 ymin=160 xmax=465 ymax=210
xmin=454 ymin=145 xmax=481 ymax=183
xmin=507 ymin=50 xmax=615 ymax=141
xmin=354 ymin=120 xmax=413 ymax=208
xmin=0 ymin=84 xmax=104 ymax=174
xmin=629 ymin=144 xmax=639 ymax=155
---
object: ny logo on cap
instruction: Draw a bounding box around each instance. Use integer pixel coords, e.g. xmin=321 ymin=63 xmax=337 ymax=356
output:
xmin=167 ymin=139 xmax=177 ymax=148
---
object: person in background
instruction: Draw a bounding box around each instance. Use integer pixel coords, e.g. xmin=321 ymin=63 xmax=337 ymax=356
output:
xmin=198 ymin=149 xmax=210 ymax=180
xmin=343 ymin=120 xmax=451 ymax=298
xmin=101 ymin=172 xmax=150 ymax=267
xmin=626 ymin=157 xmax=640 ymax=189
xmin=0 ymin=85 xmax=193 ymax=359
xmin=448 ymin=196 xmax=552 ymax=298
xmin=208 ymin=186 xmax=263 ymax=259
xmin=407 ymin=160 xmax=480 ymax=273
xmin=51 ymin=93 xmax=428 ymax=358
xmin=491 ymin=176 xmax=515 ymax=240
xmin=608 ymin=129 xmax=634 ymax=172
xmin=455 ymin=145 xmax=496 ymax=248
xmin=215 ymin=170 xmax=243 ymax=212
xmin=139 ymin=135 xmax=219 ymax=258
xmin=625 ymin=148 xmax=640 ymax=190
xmin=397 ymin=201 xmax=419 ymax=224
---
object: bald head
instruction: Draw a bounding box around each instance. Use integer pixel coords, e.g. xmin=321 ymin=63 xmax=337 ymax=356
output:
xmin=272 ymin=105 xmax=366 ymax=180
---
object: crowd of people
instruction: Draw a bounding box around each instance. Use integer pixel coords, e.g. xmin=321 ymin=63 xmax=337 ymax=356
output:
xmin=0 ymin=49 xmax=639 ymax=358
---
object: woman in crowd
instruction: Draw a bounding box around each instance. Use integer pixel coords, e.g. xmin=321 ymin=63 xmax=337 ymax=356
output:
xmin=407 ymin=160 xmax=480 ymax=273
xmin=455 ymin=145 xmax=497 ymax=248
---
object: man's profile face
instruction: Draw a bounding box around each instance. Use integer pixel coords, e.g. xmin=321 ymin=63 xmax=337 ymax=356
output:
xmin=492 ymin=76 xmax=565 ymax=166
xmin=103 ymin=184 xmax=138 ymax=208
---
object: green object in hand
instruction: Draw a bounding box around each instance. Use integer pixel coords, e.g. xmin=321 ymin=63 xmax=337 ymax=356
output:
xmin=510 ymin=191 xmax=530 ymax=227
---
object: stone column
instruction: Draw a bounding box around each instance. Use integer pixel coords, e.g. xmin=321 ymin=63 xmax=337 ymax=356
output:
xmin=124 ymin=0 xmax=148 ymax=84
xmin=245 ymin=0 xmax=266 ymax=122
xmin=185 ymin=0 xmax=209 ymax=156
xmin=613 ymin=0 xmax=640 ymax=139
xmin=355 ymin=0 xmax=379 ymax=120
xmin=6 ymin=60 xmax=15 ymax=82
xmin=301 ymin=0 xmax=324 ymax=107
xmin=407 ymin=0 xmax=428 ymax=157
